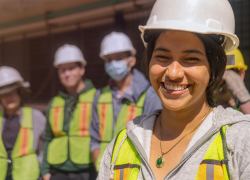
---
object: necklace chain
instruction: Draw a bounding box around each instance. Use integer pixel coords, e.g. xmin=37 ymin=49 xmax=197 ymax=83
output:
xmin=159 ymin=107 xmax=212 ymax=156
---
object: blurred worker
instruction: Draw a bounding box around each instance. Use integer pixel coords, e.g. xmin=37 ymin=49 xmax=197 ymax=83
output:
xmin=0 ymin=66 xmax=46 ymax=180
xmin=214 ymin=48 xmax=250 ymax=114
xmin=90 ymin=32 xmax=162 ymax=170
xmin=41 ymin=44 xmax=97 ymax=180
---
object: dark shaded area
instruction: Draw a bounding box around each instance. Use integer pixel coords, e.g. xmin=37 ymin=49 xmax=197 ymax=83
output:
xmin=0 ymin=14 xmax=148 ymax=104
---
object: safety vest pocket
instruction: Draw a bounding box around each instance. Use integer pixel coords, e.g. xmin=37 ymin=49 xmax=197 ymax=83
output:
xmin=196 ymin=160 xmax=225 ymax=180
xmin=0 ymin=158 xmax=8 ymax=180
xmin=12 ymin=154 xmax=39 ymax=180
xmin=113 ymin=164 xmax=140 ymax=180
xmin=69 ymin=136 xmax=93 ymax=164
xmin=47 ymin=136 xmax=68 ymax=164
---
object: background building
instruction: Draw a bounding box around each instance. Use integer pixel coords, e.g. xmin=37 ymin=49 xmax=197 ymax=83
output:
xmin=0 ymin=0 xmax=248 ymax=111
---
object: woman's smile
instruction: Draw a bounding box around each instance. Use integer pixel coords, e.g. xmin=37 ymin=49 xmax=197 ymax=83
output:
xmin=160 ymin=82 xmax=190 ymax=95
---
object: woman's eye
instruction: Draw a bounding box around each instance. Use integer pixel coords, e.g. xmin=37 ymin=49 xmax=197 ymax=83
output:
xmin=156 ymin=55 xmax=170 ymax=60
xmin=186 ymin=57 xmax=200 ymax=61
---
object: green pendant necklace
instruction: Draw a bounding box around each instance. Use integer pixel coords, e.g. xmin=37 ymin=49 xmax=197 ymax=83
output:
xmin=156 ymin=107 xmax=212 ymax=168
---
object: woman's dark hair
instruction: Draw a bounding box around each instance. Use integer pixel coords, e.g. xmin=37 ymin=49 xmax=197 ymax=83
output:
xmin=143 ymin=30 xmax=227 ymax=107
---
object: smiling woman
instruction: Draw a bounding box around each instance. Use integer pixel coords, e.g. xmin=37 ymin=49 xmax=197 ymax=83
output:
xmin=97 ymin=0 xmax=250 ymax=180
xmin=145 ymin=30 xmax=227 ymax=109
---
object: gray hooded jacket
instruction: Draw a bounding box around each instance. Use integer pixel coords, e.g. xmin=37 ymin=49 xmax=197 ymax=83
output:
xmin=98 ymin=106 xmax=250 ymax=180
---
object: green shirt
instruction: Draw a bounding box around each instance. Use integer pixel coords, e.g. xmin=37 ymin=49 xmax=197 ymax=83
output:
xmin=41 ymin=79 xmax=95 ymax=176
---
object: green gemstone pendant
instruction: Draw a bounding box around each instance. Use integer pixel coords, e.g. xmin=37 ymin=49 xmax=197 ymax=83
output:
xmin=156 ymin=156 xmax=165 ymax=168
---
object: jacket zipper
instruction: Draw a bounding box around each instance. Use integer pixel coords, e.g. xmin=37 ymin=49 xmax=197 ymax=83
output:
xmin=128 ymin=126 xmax=220 ymax=180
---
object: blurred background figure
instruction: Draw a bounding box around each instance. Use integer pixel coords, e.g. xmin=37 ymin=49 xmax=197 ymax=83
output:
xmin=89 ymin=31 xmax=162 ymax=170
xmin=214 ymin=48 xmax=250 ymax=114
xmin=0 ymin=66 xmax=46 ymax=180
xmin=42 ymin=44 xmax=97 ymax=180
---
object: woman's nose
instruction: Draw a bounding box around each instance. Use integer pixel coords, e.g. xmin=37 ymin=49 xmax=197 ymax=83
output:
xmin=165 ymin=61 xmax=184 ymax=80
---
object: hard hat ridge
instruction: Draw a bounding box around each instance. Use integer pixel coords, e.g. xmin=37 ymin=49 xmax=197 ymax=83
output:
xmin=54 ymin=44 xmax=87 ymax=67
xmin=139 ymin=0 xmax=239 ymax=52
xmin=99 ymin=31 xmax=136 ymax=59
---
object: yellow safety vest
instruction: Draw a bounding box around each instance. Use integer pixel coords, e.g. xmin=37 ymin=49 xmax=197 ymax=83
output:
xmin=111 ymin=126 xmax=230 ymax=180
xmin=96 ymin=86 xmax=147 ymax=170
xmin=47 ymin=88 xmax=96 ymax=165
xmin=0 ymin=107 xmax=40 ymax=180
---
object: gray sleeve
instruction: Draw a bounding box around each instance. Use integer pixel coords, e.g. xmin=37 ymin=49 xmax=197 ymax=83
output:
xmin=90 ymin=89 xmax=102 ymax=152
xmin=97 ymin=137 xmax=116 ymax=180
xmin=143 ymin=86 xmax=162 ymax=115
xmin=32 ymin=108 xmax=46 ymax=165
xmin=226 ymin=121 xmax=250 ymax=179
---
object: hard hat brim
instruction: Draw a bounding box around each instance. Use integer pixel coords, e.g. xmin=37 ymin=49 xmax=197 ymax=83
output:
xmin=54 ymin=60 xmax=87 ymax=68
xmin=139 ymin=21 xmax=239 ymax=52
xmin=0 ymin=82 xmax=30 ymax=95
xmin=99 ymin=49 xmax=137 ymax=60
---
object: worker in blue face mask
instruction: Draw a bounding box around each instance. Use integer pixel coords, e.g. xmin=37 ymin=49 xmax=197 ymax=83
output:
xmin=89 ymin=31 xmax=162 ymax=170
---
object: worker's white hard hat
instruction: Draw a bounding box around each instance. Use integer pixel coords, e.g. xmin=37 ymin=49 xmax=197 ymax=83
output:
xmin=100 ymin=32 xmax=136 ymax=59
xmin=0 ymin=66 xmax=30 ymax=94
xmin=139 ymin=0 xmax=239 ymax=52
xmin=54 ymin=44 xmax=87 ymax=67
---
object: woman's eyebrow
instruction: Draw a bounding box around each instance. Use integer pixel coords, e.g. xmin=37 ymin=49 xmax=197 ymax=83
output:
xmin=182 ymin=49 xmax=204 ymax=55
xmin=153 ymin=47 xmax=171 ymax=52
xmin=153 ymin=48 xmax=204 ymax=56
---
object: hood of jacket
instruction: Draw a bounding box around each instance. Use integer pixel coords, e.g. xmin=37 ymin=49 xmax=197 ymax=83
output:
xmin=126 ymin=106 xmax=250 ymax=133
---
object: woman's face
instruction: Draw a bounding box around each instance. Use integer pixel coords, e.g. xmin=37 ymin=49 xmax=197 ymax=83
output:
xmin=149 ymin=31 xmax=210 ymax=111
xmin=0 ymin=89 xmax=21 ymax=111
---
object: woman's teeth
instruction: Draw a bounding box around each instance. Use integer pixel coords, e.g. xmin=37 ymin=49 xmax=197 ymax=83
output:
xmin=164 ymin=83 xmax=188 ymax=91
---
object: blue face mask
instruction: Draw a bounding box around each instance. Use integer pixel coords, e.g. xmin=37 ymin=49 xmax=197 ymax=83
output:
xmin=105 ymin=58 xmax=131 ymax=81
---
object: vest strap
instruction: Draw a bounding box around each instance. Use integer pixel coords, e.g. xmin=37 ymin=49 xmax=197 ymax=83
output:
xmin=96 ymin=86 xmax=147 ymax=171
xmin=98 ymin=85 xmax=147 ymax=142
xmin=111 ymin=129 xmax=141 ymax=180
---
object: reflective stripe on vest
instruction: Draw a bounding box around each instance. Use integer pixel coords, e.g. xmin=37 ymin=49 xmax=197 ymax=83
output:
xmin=0 ymin=107 xmax=40 ymax=180
xmin=47 ymin=88 xmax=96 ymax=165
xmin=111 ymin=129 xmax=141 ymax=180
xmin=111 ymin=126 xmax=230 ymax=180
xmin=96 ymin=85 xmax=147 ymax=170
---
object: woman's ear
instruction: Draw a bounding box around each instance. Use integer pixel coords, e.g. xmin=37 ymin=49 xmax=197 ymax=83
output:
xmin=128 ymin=56 xmax=136 ymax=68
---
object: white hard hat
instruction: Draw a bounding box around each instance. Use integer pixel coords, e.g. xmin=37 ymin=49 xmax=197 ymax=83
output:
xmin=54 ymin=44 xmax=87 ymax=67
xmin=100 ymin=32 xmax=136 ymax=59
xmin=0 ymin=66 xmax=30 ymax=94
xmin=139 ymin=0 xmax=239 ymax=52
